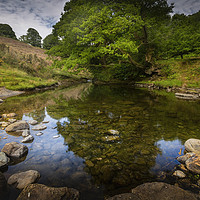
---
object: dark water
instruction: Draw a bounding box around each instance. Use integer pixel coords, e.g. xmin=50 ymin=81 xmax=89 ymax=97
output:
xmin=1 ymin=83 xmax=200 ymax=199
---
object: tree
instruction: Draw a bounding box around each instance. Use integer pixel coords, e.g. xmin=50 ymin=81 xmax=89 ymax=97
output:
xmin=49 ymin=0 xmax=174 ymax=80
xmin=43 ymin=34 xmax=59 ymax=50
xmin=22 ymin=28 xmax=42 ymax=48
xmin=0 ymin=24 xmax=17 ymax=39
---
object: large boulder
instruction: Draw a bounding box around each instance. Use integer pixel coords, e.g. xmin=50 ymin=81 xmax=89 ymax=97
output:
xmin=185 ymin=154 xmax=200 ymax=174
xmin=184 ymin=139 xmax=200 ymax=154
xmin=0 ymin=152 xmax=10 ymax=170
xmin=1 ymin=142 xmax=28 ymax=160
xmin=131 ymin=182 xmax=198 ymax=200
xmin=17 ymin=183 xmax=79 ymax=200
xmin=8 ymin=170 xmax=40 ymax=189
xmin=6 ymin=121 xmax=29 ymax=132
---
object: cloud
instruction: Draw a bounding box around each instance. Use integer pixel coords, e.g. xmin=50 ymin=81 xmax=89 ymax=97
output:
xmin=0 ymin=0 xmax=68 ymax=39
xmin=168 ymin=0 xmax=200 ymax=15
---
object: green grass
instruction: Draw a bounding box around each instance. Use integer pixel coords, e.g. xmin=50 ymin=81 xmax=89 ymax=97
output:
xmin=139 ymin=57 xmax=200 ymax=88
xmin=0 ymin=63 xmax=57 ymax=90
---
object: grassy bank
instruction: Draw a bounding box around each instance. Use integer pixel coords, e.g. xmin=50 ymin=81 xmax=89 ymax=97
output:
xmin=0 ymin=36 xmax=92 ymax=91
xmin=138 ymin=57 xmax=200 ymax=88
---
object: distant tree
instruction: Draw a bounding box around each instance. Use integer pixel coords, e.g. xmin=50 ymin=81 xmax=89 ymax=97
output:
xmin=19 ymin=35 xmax=28 ymax=43
xmin=26 ymin=28 xmax=42 ymax=48
xmin=43 ymin=34 xmax=59 ymax=50
xmin=0 ymin=24 xmax=17 ymax=39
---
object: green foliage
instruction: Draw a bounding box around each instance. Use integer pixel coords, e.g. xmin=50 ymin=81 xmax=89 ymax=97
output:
xmin=0 ymin=24 xmax=17 ymax=39
xmin=43 ymin=34 xmax=59 ymax=50
xmin=48 ymin=0 xmax=173 ymax=81
xmin=19 ymin=28 xmax=42 ymax=48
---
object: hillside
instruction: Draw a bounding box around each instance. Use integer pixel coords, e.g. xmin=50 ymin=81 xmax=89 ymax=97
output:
xmin=0 ymin=36 xmax=59 ymax=90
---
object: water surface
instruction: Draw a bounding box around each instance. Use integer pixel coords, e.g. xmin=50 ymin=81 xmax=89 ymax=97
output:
xmin=1 ymin=83 xmax=200 ymax=199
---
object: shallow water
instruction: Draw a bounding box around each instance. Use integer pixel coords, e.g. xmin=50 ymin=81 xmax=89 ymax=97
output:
xmin=0 ymin=83 xmax=200 ymax=199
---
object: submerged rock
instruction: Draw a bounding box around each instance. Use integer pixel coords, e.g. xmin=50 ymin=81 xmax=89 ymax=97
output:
xmin=29 ymin=120 xmax=38 ymax=125
xmin=6 ymin=121 xmax=29 ymax=132
xmin=17 ymin=183 xmax=79 ymax=200
xmin=1 ymin=142 xmax=28 ymax=159
xmin=173 ymin=170 xmax=186 ymax=178
xmin=185 ymin=154 xmax=200 ymax=174
xmin=8 ymin=170 xmax=40 ymax=189
xmin=108 ymin=129 xmax=120 ymax=135
xmin=22 ymin=129 xmax=30 ymax=137
xmin=0 ymin=152 xmax=10 ymax=169
xmin=21 ymin=135 xmax=34 ymax=143
xmin=32 ymin=124 xmax=47 ymax=131
xmin=177 ymin=153 xmax=195 ymax=164
xmin=184 ymin=139 xmax=200 ymax=154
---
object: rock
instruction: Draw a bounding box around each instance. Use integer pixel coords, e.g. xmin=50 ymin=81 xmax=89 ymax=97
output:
xmin=21 ymin=135 xmax=34 ymax=143
xmin=0 ymin=172 xmax=7 ymax=193
xmin=2 ymin=142 xmax=28 ymax=159
xmin=184 ymin=139 xmax=200 ymax=154
xmin=0 ymin=99 xmax=3 ymax=103
xmin=177 ymin=153 xmax=195 ymax=163
xmin=6 ymin=121 xmax=29 ymax=132
xmin=106 ymin=193 xmax=140 ymax=200
xmin=28 ymin=120 xmax=38 ymax=125
xmin=1 ymin=122 xmax=10 ymax=127
xmin=175 ymin=93 xmax=198 ymax=99
xmin=103 ymin=135 xmax=120 ymax=141
xmin=8 ymin=118 xmax=17 ymax=123
xmin=42 ymin=121 xmax=49 ymax=124
xmin=173 ymin=170 xmax=186 ymax=178
xmin=53 ymin=135 xmax=60 ymax=138
xmin=130 ymin=182 xmax=198 ymax=200
xmin=108 ymin=129 xmax=120 ymax=135
xmin=0 ymin=152 xmax=10 ymax=169
xmin=22 ymin=129 xmax=30 ymax=137
xmin=7 ymin=113 xmax=17 ymax=118
xmin=8 ymin=170 xmax=40 ymax=189
xmin=17 ymin=183 xmax=79 ymax=200
xmin=32 ymin=124 xmax=47 ymax=131
xmin=185 ymin=154 xmax=200 ymax=174
xmin=36 ymin=132 xmax=43 ymax=136
xmin=2 ymin=114 xmax=7 ymax=118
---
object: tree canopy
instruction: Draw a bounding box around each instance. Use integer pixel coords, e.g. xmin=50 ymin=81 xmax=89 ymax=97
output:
xmin=43 ymin=34 xmax=59 ymax=50
xmin=0 ymin=24 xmax=17 ymax=39
xmin=19 ymin=28 xmax=42 ymax=48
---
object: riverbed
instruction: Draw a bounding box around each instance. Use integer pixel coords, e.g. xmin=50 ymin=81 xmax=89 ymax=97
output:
xmin=1 ymin=83 xmax=200 ymax=199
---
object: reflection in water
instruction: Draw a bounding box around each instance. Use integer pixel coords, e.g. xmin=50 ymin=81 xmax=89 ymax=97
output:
xmin=1 ymin=84 xmax=200 ymax=200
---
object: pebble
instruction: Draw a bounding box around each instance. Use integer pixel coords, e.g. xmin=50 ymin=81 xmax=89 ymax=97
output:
xmin=53 ymin=135 xmax=60 ymax=138
xmin=36 ymin=132 xmax=43 ymax=136
xmin=42 ymin=121 xmax=49 ymax=124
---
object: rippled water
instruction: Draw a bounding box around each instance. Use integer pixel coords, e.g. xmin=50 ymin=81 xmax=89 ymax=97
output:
xmin=1 ymin=83 xmax=200 ymax=200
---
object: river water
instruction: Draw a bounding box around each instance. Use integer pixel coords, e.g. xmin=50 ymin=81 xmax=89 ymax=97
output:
xmin=0 ymin=83 xmax=200 ymax=200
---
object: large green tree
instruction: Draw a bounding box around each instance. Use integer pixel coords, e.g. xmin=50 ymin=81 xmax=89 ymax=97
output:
xmin=49 ymin=0 xmax=173 ymax=80
xmin=0 ymin=24 xmax=17 ymax=39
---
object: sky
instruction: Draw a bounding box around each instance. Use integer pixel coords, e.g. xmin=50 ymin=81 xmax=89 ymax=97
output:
xmin=0 ymin=0 xmax=200 ymax=40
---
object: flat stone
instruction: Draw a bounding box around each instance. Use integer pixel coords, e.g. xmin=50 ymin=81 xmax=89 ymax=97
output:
xmin=22 ymin=129 xmax=30 ymax=137
xmin=8 ymin=170 xmax=40 ymax=189
xmin=21 ymin=135 xmax=34 ymax=143
xmin=1 ymin=122 xmax=10 ymax=127
xmin=175 ymin=93 xmax=198 ymax=99
xmin=53 ymin=135 xmax=60 ymax=138
xmin=177 ymin=153 xmax=195 ymax=164
xmin=108 ymin=129 xmax=120 ymax=135
xmin=32 ymin=124 xmax=47 ymax=131
xmin=130 ymin=182 xmax=198 ymax=200
xmin=1 ymin=142 xmax=28 ymax=159
xmin=28 ymin=120 xmax=38 ymax=125
xmin=185 ymin=154 xmax=200 ymax=174
xmin=0 ymin=152 xmax=10 ymax=169
xmin=17 ymin=183 xmax=79 ymax=200
xmin=7 ymin=113 xmax=17 ymax=118
xmin=8 ymin=119 xmax=17 ymax=123
xmin=6 ymin=121 xmax=29 ymax=132
xmin=173 ymin=170 xmax=186 ymax=178
xmin=42 ymin=121 xmax=49 ymax=124
xmin=36 ymin=132 xmax=43 ymax=136
xmin=184 ymin=139 xmax=200 ymax=154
